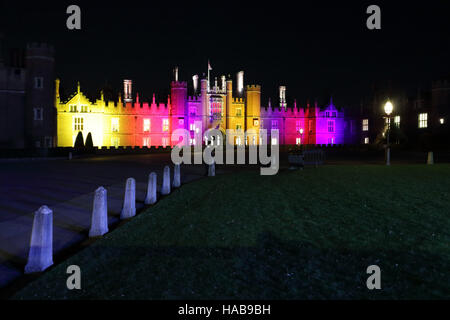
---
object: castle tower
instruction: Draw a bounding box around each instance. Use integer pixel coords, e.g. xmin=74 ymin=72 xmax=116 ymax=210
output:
xmin=245 ymin=85 xmax=261 ymax=145
xmin=226 ymin=78 xmax=233 ymax=130
xmin=170 ymin=80 xmax=188 ymax=136
xmin=25 ymin=43 xmax=55 ymax=148
xmin=200 ymin=77 xmax=209 ymax=133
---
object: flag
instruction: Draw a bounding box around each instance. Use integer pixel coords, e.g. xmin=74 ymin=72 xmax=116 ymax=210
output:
xmin=208 ymin=60 xmax=212 ymax=71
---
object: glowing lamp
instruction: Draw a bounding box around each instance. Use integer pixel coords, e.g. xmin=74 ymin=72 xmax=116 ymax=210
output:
xmin=384 ymin=101 xmax=393 ymax=116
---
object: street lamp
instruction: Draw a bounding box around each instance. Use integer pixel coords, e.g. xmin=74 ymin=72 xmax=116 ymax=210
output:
xmin=384 ymin=100 xmax=393 ymax=166
xmin=299 ymin=128 xmax=304 ymax=151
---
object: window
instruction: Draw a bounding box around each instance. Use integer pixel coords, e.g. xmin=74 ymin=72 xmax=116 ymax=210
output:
xmin=80 ymin=106 xmax=88 ymax=113
xmin=236 ymin=124 xmax=242 ymax=131
xmin=162 ymin=137 xmax=169 ymax=147
xmin=70 ymin=105 xmax=77 ymax=113
xmin=178 ymin=119 xmax=184 ymax=125
xmin=296 ymin=138 xmax=301 ymax=145
xmin=327 ymin=120 xmax=335 ymax=133
xmin=253 ymin=119 xmax=259 ymax=127
xmin=419 ymin=113 xmax=428 ymax=128
xmin=271 ymin=120 xmax=278 ymax=130
xmin=189 ymin=107 xmax=197 ymax=116
xmin=33 ymin=108 xmax=43 ymax=121
xmin=236 ymin=108 xmax=242 ymax=117
xmin=235 ymin=136 xmax=242 ymax=146
xmin=143 ymin=137 xmax=151 ymax=147
xmin=394 ymin=116 xmax=400 ymax=128
xmin=309 ymin=120 xmax=313 ymax=133
xmin=162 ymin=119 xmax=169 ymax=132
xmin=73 ymin=117 xmax=84 ymax=131
xmin=332 ymin=112 xmax=337 ymax=117
xmin=190 ymin=138 xmax=196 ymax=146
xmin=111 ymin=118 xmax=119 ymax=132
xmin=296 ymin=120 xmax=302 ymax=132
xmin=271 ymin=137 xmax=278 ymax=145
xmin=326 ymin=111 xmax=330 ymax=117
xmin=143 ymin=119 xmax=151 ymax=132
xmin=34 ymin=77 xmax=43 ymax=89
xmin=364 ymin=137 xmax=369 ymax=144
xmin=362 ymin=119 xmax=369 ymax=131
xmin=190 ymin=123 xmax=196 ymax=132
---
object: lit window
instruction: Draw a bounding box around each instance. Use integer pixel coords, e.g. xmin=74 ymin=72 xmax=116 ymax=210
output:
xmin=235 ymin=136 xmax=242 ymax=146
xmin=271 ymin=137 xmax=278 ymax=145
xmin=143 ymin=119 xmax=151 ymax=132
xmin=364 ymin=137 xmax=369 ymax=144
xmin=190 ymin=138 xmax=196 ymax=146
xmin=362 ymin=119 xmax=369 ymax=131
xmin=162 ymin=137 xmax=169 ymax=147
xmin=33 ymin=108 xmax=43 ymax=121
xmin=296 ymin=138 xmax=301 ymax=145
xmin=236 ymin=124 xmax=242 ymax=131
xmin=327 ymin=120 xmax=335 ymax=133
xmin=70 ymin=105 xmax=77 ymax=112
xmin=236 ymin=108 xmax=242 ymax=117
xmin=73 ymin=117 xmax=84 ymax=131
xmin=271 ymin=120 xmax=278 ymax=129
xmin=143 ymin=137 xmax=151 ymax=147
xmin=34 ymin=77 xmax=43 ymax=89
xmin=111 ymin=118 xmax=119 ymax=132
xmin=419 ymin=113 xmax=428 ymax=128
xmin=440 ymin=118 xmax=445 ymax=125
xmin=296 ymin=120 xmax=302 ymax=132
xmin=394 ymin=116 xmax=400 ymax=128
xmin=190 ymin=123 xmax=196 ymax=131
xmin=253 ymin=119 xmax=259 ymax=126
xmin=163 ymin=119 xmax=169 ymax=132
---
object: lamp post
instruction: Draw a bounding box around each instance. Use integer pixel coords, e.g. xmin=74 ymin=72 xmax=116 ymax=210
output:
xmin=299 ymin=128 xmax=304 ymax=151
xmin=384 ymin=100 xmax=393 ymax=166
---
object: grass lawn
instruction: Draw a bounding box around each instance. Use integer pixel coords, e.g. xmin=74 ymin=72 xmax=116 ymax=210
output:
xmin=12 ymin=165 xmax=450 ymax=299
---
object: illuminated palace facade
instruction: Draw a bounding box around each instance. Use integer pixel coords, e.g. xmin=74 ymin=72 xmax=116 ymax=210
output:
xmin=56 ymin=69 xmax=346 ymax=148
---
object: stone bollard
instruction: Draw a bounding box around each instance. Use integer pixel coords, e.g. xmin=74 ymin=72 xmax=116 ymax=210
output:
xmin=89 ymin=187 xmax=109 ymax=237
xmin=120 ymin=178 xmax=136 ymax=220
xmin=173 ymin=164 xmax=181 ymax=188
xmin=208 ymin=161 xmax=215 ymax=177
xmin=161 ymin=166 xmax=171 ymax=195
xmin=427 ymin=151 xmax=434 ymax=165
xmin=145 ymin=172 xmax=158 ymax=205
xmin=25 ymin=206 xmax=53 ymax=274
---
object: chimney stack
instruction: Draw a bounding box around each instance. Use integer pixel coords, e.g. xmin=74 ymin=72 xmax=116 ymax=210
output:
xmin=279 ymin=86 xmax=286 ymax=109
xmin=237 ymin=71 xmax=244 ymax=96
xmin=124 ymin=79 xmax=132 ymax=103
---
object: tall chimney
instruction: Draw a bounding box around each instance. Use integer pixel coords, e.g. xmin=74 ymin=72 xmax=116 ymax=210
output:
xmin=174 ymin=66 xmax=179 ymax=82
xmin=279 ymin=86 xmax=286 ymax=109
xmin=221 ymin=75 xmax=226 ymax=92
xmin=193 ymin=74 xmax=199 ymax=94
xmin=237 ymin=71 xmax=244 ymax=96
xmin=124 ymin=79 xmax=132 ymax=103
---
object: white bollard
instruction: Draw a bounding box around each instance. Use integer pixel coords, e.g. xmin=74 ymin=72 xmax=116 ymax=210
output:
xmin=145 ymin=172 xmax=158 ymax=205
xmin=427 ymin=151 xmax=434 ymax=165
xmin=120 ymin=178 xmax=136 ymax=220
xmin=208 ymin=162 xmax=215 ymax=177
xmin=173 ymin=164 xmax=181 ymax=188
xmin=89 ymin=187 xmax=109 ymax=237
xmin=161 ymin=166 xmax=171 ymax=195
xmin=25 ymin=206 xmax=53 ymax=274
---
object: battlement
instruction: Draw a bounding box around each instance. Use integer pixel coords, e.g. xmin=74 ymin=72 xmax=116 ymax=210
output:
xmin=188 ymin=95 xmax=200 ymax=102
xmin=171 ymin=81 xmax=188 ymax=88
xmin=246 ymin=84 xmax=261 ymax=91
xmin=233 ymin=97 xmax=244 ymax=103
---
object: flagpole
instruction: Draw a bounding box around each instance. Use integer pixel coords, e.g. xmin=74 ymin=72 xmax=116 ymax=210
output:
xmin=207 ymin=60 xmax=210 ymax=92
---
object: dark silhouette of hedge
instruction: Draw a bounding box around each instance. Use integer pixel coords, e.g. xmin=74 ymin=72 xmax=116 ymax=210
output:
xmin=74 ymin=131 xmax=84 ymax=149
xmin=85 ymin=132 xmax=94 ymax=149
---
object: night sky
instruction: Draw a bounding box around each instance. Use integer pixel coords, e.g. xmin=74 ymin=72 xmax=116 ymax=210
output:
xmin=2 ymin=0 xmax=450 ymax=108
